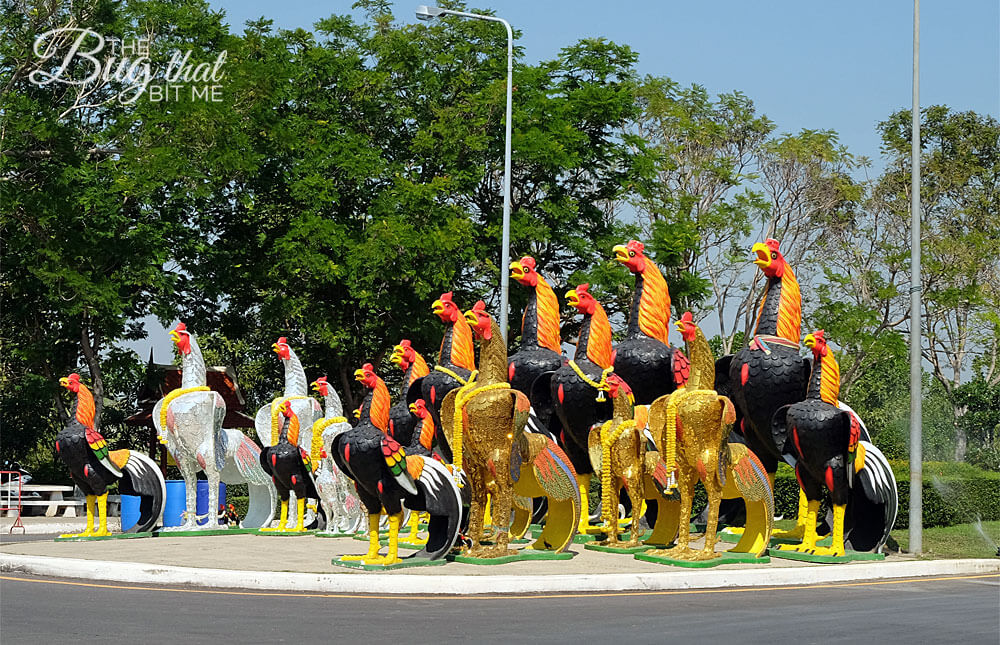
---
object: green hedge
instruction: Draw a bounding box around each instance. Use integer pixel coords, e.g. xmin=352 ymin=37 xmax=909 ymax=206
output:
xmin=688 ymin=461 xmax=1000 ymax=529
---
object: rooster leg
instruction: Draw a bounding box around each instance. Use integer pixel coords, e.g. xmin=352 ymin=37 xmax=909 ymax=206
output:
xmin=260 ymin=499 xmax=289 ymax=532
xmin=649 ymin=465 xmax=697 ymax=559
xmin=92 ymin=493 xmax=112 ymax=537
xmin=576 ymin=473 xmax=603 ymax=534
xmin=808 ymin=504 xmax=846 ymax=557
xmin=60 ymin=495 xmax=97 ymax=538
xmin=694 ymin=482 xmax=723 ymax=561
xmin=772 ymin=488 xmax=809 ymax=540
xmin=378 ymin=512 xmax=404 ymax=565
xmin=341 ymin=514 xmax=383 ymax=563
xmin=292 ymin=497 xmax=307 ymax=532
xmin=776 ymin=499 xmax=820 ymax=553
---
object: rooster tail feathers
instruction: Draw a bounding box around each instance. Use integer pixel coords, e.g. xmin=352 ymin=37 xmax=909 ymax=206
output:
xmin=407 ymin=456 xmax=462 ymax=560
xmin=850 ymin=440 xmax=898 ymax=552
xmin=119 ymin=452 xmax=166 ymax=533
xmin=382 ymin=436 xmax=418 ymax=495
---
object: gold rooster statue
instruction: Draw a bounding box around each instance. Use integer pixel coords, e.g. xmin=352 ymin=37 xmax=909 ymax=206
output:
xmin=646 ymin=312 xmax=774 ymax=563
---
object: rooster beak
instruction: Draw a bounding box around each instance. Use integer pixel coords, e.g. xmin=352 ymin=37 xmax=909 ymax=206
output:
xmin=310 ymin=380 xmax=320 ymax=392
xmin=169 ymin=330 xmax=181 ymax=344
xmin=509 ymin=261 xmax=525 ymax=281
xmin=271 ymin=343 xmax=281 ymax=354
xmin=463 ymin=310 xmax=478 ymax=325
xmin=565 ymin=289 xmax=580 ymax=307
xmin=431 ymin=299 xmax=445 ymax=315
xmin=804 ymin=333 xmax=816 ymax=348
xmin=752 ymin=242 xmax=771 ymax=269
xmin=408 ymin=402 xmax=418 ymax=414
xmin=612 ymin=244 xmax=629 ymax=263
xmin=58 ymin=377 xmax=69 ymax=388
xmin=674 ymin=321 xmax=685 ymax=332
xmin=353 ymin=368 xmax=366 ymax=382
xmin=390 ymin=347 xmax=403 ymax=365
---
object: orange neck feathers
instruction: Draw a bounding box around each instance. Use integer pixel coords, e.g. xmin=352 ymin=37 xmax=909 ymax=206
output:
xmin=637 ymin=262 xmax=671 ymax=345
xmin=586 ymin=302 xmax=613 ymax=369
xmin=75 ymin=384 xmax=96 ymax=429
xmin=755 ymin=265 xmax=801 ymax=343
xmin=369 ymin=377 xmax=391 ymax=432
xmin=286 ymin=414 xmax=301 ymax=446
xmin=441 ymin=316 xmax=476 ymax=371
xmin=819 ymin=350 xmax=841 ymax=406
xmin=408 ymin=353 xmax=430 ymax=387
xmin=533 ymin=276 xmax=562 ymax=353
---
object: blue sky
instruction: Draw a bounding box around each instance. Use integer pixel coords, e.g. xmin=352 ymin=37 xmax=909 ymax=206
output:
xmin=207 ymin=0 xmax=999 ymax=167
xmin=131 ymin=1 xmax=999 ymax=362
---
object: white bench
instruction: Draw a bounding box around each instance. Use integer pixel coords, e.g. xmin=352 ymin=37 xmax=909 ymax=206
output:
xmin=8 ymin=485 xmax=77 ymax=517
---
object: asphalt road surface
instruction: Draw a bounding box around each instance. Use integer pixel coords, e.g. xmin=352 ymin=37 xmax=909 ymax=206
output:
xmin=1 ymin=573 xmax=997 ymax=644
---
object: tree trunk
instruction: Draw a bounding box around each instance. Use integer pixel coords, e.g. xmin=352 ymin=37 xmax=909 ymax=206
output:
xmin=338 ymin=363 xmax=355 ymax=415
xmin=953 ymin=402 xmax=968 ymax=461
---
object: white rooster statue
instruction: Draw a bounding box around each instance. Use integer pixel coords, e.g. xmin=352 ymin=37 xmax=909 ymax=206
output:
xmin=255 ymin=337 xmax=324 ymax=529
xmin=154 ymin=323 xmax=277 ymax=530
xmin=311 ymin=376 xmax=364 ymax=534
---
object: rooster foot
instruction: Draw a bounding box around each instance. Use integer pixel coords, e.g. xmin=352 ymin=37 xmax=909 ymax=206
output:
xmin=803 ymin=545 xmax=845 ymax=557
xmin=59 ymin=530 xmax=94 ymax=538
xmin=465 ymin=545 xmax=517 ymax=559
xmin=689 ymin=548 xmax=722 ymax=561
xmin=774 ymin=542 xmax=816 ymax=554
xmin=647 ymin=545 xmax=692 ymax=560
xmin=771 ymin=524 xmax=806 ymax=540
xmin=90 ymin=528 xmax=112 ymax=537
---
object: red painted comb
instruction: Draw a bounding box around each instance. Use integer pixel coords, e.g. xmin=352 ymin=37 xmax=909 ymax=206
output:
xmin=276 ymin=336 xmax=288 ymax=345
xmin=174 ymin=322 xmax=187 ymax=331
xmin=520 ymin=256 xmax=536 ymax=270
xmin=362 ymin=362 xmax=374 ymax=372
xmin=399 ymin=339 xmax=412 ymax=349
xmin=439 ymin=291 xmax=454 ymax=302
xmin=765 ymin=238 xmax=781 ymax=253
xmin=627 ymin=240 xmax=645 ymax=254
xmin=576 ymin=283 xmax=590 ymax=294
xmin=681 ymin=311 xmax=694 ymax=323
xmin=473 ymin=300 xmax=487 ymax=312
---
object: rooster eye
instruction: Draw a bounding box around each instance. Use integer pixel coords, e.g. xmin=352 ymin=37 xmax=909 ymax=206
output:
xmin=771 ymin=252 xmax=778 ymax=260
xmin=629 ymin=251 xmax=635 ymax=257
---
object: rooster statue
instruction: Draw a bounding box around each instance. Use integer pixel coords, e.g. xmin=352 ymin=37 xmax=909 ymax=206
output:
xmin=332 ymin=363 xmax=462 ymax=566
xmin=508 ymin=256 xmax=563 ymax=406
xmin=646 ymin=313 xmax=775 ymax=562
xmin=311 ymin=376 xmax=363 ymax=534
xmin=259 ymin=401 xmax=319 ymax=533
xmin=407 ymin=293 xmax=477 ymax=461
xmin=388 ymin=340 xmax=430 ymax=448
xmin=718 ymin=239 xmax=812 ymax=539
xmin=586 ymin=374 xmax=681 ymax=550
xmin=440 ymin=301 xmax=581 ymax=557
xmin=612 ymin=240 xmax=690 ymax=405
xmin=255 ymin=337 xmax=324 ymax=528
xmin=532 ymin=283 xmax=614 ymax=533
xmin=55 ymin=373 xmax=165 ymax=537
xmin=771 ymin=330 xmax=898 ymax=557
xmin=154 ymin=323 xmax=276 ymax=530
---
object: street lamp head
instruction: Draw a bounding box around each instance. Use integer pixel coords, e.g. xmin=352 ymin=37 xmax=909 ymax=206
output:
xmin=415 ymin=5 xmax=445 ymax=20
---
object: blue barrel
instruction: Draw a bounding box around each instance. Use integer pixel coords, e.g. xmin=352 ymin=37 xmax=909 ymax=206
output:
xmin=163 ymin=480 xmax=186 ymax=527
xmin=120 ymin=494 xmax=141 ymax=531
xmin=195 ymin=480 xmax=226 ymax=526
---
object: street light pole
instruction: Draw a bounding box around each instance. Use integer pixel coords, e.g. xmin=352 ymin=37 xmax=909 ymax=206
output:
xmin=909 ymin=0 xmax=923 ymax=555
xmin=416 ymin=6 xmax=514 ymax=342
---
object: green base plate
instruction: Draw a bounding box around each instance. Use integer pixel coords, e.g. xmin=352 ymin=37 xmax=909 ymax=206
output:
xmin=768 ymin=547 xmax=885 ymax=563
xmin=154 ymin=527 xmax=255 ymax=537
xmin=55 ymin=531 xmax=153 ymax=542
xmin=314 ymin=531 xmax=358 ymax=538
xmin=715 ymin=528 xmax=832 ymax=547
xmin=331 ymin=556 xmax=447 ymax=571
xmin=449 ymin=549 xmax=574 ymax=565
xmin=585 ymin=542 xmax=655 ymax=554
xmin=255 ymin=529 xmax=315 ymax=536
xmin=635 ymin=549 xmax=770 ymax=568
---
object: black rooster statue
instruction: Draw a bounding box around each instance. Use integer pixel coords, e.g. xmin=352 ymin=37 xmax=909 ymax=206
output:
xmin=508 ymin=255 xmax=564 ymax=402
xmin=718 ymin=238 xmax=812 ymax=539
xmin=333 ymin=363 xmax=462 ymax=565
xmin=259 ymin=400 xmax=320 ymax=533
xmin=55 ymin=373 xmax=165 ymax=537
xmin=772 ymin=331 xmax=898 ymax=556
xmin=387 ymin=339 xmax=430 ymax=448
xmin=407 ymin=292 xmax=477 ymax=461
xmin=533 ymin=283 xmax=614 ymax=533
xmin=612 ymin=240 xmax=690 ymax=405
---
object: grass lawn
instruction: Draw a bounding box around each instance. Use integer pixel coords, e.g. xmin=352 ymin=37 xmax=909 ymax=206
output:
xmin=892 ymin=521 xmax=1000 ymax=559
xmin=772 ymin=518 xmax=1000 ymax=559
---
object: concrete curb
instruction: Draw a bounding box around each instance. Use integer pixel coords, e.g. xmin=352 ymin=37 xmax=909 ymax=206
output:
xmin=2 ymin=553 xmax=997 ymax=595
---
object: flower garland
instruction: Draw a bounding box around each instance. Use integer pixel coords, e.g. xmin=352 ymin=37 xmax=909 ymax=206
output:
xmin=600 ymin=419 xmax=634 ymax=529
xmin=568 ymin=361 xmax=614 ymax=401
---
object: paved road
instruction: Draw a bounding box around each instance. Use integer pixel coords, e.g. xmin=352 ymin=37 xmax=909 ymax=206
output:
xmin=1 ymin=573 xmax=997 ymax=644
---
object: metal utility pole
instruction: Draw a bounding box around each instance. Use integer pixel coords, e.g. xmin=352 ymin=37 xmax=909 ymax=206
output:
xmin=909 ymin=0 xmax=923 ymax=555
